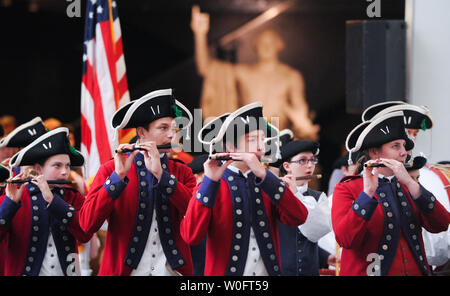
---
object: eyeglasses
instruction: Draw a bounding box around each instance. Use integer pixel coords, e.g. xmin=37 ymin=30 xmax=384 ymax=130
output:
xmin=289 ymin=158 xmax=319 ymax=166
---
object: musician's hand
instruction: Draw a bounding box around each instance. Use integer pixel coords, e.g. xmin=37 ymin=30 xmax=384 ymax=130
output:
xmin=5 ymin=172 xmax=26 ymax=204
xmin=363 ymin=159 xmax=380 ymax=197
xmin=31 ymin=175 xmax=53 ymax=204
xmin=191 ymin=5 xmax=209 ymax=35
xmin=280 ymin=174 xmax=298 ymax=194
xmin=204 ymin=153 xmax=233 ymax=182
xmin=139 ymin=141 xmax=163 ymax=181
xmin=114 ymin=144 xmax=139 ymax=180
xmin=380 ymin=158 xmax=420 ymax=198
xmin=228 ymin=153 xmax=267 ymax=180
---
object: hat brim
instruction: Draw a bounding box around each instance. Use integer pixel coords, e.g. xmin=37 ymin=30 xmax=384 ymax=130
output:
xmin=361 ymin=101 xmax=406 ymax=121
xmin=0 ymin=117 xmax=47 ymax=148
xmin=9 ymin=127 xmax=85 ymax=168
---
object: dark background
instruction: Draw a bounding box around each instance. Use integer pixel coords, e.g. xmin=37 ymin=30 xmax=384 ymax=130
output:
xmin=0 ymin=0 xmax=404 ymax=191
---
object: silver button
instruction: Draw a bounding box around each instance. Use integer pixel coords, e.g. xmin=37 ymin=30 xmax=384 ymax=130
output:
xmin=230 ymin=267 xmax=236 ymax=273
xmin=274 ymin=265 xmax=279 ymax=271
xmin=136 ymin=160 xmax=143 ymax=166
xmin=428 ymin=203 xmax=434 ymax=209
xmin=126 ymin=259 xmax=132 ymax=265
xmin=379 ymin=192 xmax=386 ymax=198
xmin=274 ymin=194 xmax=280 ymax=200
xmin=178 ymin=259 xmax=184 ymax=265
xmin=60 ymin=189 xmax=64 ymax=195
xmin=263 ymin=232 xmax=269 ymax=238
xmin=62 ymin=218 xmax=68 ymax=224
xmin=236 ymin=209 xmax=242 ymax=215
xmin=140 ymin=181 xmax=147 ymax=187
xmin=140 ymin=171 xmax=146 ymax=176
xmin=270 ymin=254 xmax=276 ymax=260
xmin=235 ymin=233 xmax=242 ymax=239
xmin=136 ymin=226 xmax=143 ymax=232
xmin=388 ymin=223 xmax=394 ymax=229
xmin=382 ymin=244 xmax=388 ymax=250
xmin=140 ymin=203 xmax=146 ymax=209
xmin=130 ymin=248 xmax=136 ymax=253
xmin=255 ymin=198 xmax=261 ymax=204
xmin=162 ymin=164 xmax=167 ymax=169
xmin=267 ymin=243 xmax=273 ymax=249
xmin=383 ymin=202 xmax=389 ymax=207
xmin=28 ymin=257 xmax=34 ymax=262
xmin=163 ymin=216 xmax=169 ymax=222
xmin=33 ymin=226 xmax=39 ymax=231
xmin=169 ymin=179 xmax=175 ymax=185
xmin=255 ymin=187 xmax=260 ymax=193
xmin=235 ymin=197 xmax=242 ymax=203
xmin=166 ymin=188 xmax=172 ymax=194
xmin=234 ymin=245 xmax=240 ymax=251
xmin=67 ymin=212 xmax=73 ymax=218
xmin=386 ymin=235 xmax=392 ymax=241
xmin=236 ymin=222 xmax=243 ymax=228
xmin=109 ymin=185 xmax=115 ymax=191
xmin=232 ymin=255 xmax=238 ymax=261
xmin=259 ymin=221 xmax=265 ymax=227
xmin=228 ymin=176 xmax=234 ymax=182
xmin=165 ymin=228 xmax=171 ymax=234
xmin=172 ymin=249 xmax=178 ymax=255
xmin=196 ymin=193 xmax=201 ymax=199
xmin=257 ymin=210 xmax=263 ymax=215
xmin=410 ymin=224 xmax=415 ymax=229
xmin=401 ymin=201 xmax=407 ymax=207
xmin=32 ymin=196 xmax=37 ymax=201
xmin=25 ymin=266 xmax=31 ymax=272
xmin=278 ymin=186 xmax=284 ymax=192
xmin=361 ymin=209 xmax=366 ymax=215
xmin=397 ymin=191 xmax=404 ymax=197
xmin=33 ymin=216 xmax=39 ymax=221
xmin=353 ymin=204 xmax=359 ymax=210
xmin=138 ymin=214 xmax=145 ymax=220
xmin=203 ymin=196 xmax=209 ymax=203
xmin=0 ymin=219 xmax=5 ymax=225
xmin=31 ymin=247 xmax=36 ymax=252
xmin=133 ymin=237 xmax=139 ymax=242
xmin=65 ymin=246 xmax=70 ymax=251
xmin=232 ymin=185 xmax=238 ymax=191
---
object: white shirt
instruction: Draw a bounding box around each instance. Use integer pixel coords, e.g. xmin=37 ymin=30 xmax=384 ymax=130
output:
xmin=295 ymin=184 xmax=332 ymax=243
xmin=39 ymin=233 xmax=65 ymax=276
xmin=227 ymin=165 xmax=268 ymax=276
xmin=130 ymin=210 xmax=178 ymax=276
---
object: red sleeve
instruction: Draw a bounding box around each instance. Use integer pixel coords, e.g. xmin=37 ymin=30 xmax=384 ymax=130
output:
xmin=79 ymin=160 xmax=117 ymax=235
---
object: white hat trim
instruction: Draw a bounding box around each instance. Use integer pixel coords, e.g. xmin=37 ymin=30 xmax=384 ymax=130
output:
xmin=0 ymin=117 xmax=43 ymax=148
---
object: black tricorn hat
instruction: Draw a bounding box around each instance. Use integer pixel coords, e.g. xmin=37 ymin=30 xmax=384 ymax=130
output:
xmin=346 ymin=111 xmax=414 ymax=164
xmin=111 ymin=88 xmax=193 ymax=131
xmin=197 ymin=113 xmax=230 ymax=146
xmin=187 ymin=154 xmax=209 ymax=175
xmin=362 ymin=101 xmax=433 ymax=130
xmin=361 ymin=101 xmax=406 ymax=121
xmin=406 ymin=155 xmax=427 ymax=171
xmin=0 ymin=117 xmax=47 ymax=148
xmin=212 ymin=102 xmax=278 ymax=145
xmin=0 ymin=164 xmax=9 ymax=182
xmin=9 ymin=127 xmax=84 ymax=168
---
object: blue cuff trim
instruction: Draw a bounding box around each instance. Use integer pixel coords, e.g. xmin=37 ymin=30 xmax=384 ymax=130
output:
xmin=47 ymin=194 xmax=75 ymax=225
xmin=0 ymin=196 xmax=21 ymax=227
xmin=413 ymin=184 xmax=436 ymax=214
xmin=256 ymin=169 xmax=285 ymax=205
xmin=195 ymin=175 xmax=221 ymax=208
xmin=157 ymin=170 xmax=178 ymax=196
xmin=104 ymin=171 xmax=129 ymax=200
xmin=352 ymin=191 xmax=379 ymax=220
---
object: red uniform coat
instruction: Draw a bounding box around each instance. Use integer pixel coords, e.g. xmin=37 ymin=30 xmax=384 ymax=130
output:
xmin=79 ymin=153 xmax=196 ymax=276
xmin=180 ymin=168 xmax=308 ymax=276
xmin=0 ymin=186 xmax=91 ymax=276
xmin=332 ymin=176 xmax=450 ymax=276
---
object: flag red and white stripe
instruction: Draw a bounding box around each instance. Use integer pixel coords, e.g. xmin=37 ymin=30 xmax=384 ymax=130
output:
xmin=81 ymin=0 xmax=133 ymax=182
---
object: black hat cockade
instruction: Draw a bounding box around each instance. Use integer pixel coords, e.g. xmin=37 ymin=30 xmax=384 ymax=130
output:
xmin=346 ymin=111 xmax=415 ymax=165
xmin=0 ymin=117 xmax=47 ymax=148
xmin=362 ymin=101 xmax=433 ymax=131
xmin=187 ymin=154 xmax=209 ymax=175
xmin=9 ymin=127 xmax=84 ymax=168
xmin=406 ymin=155 xmax=427 ymax=171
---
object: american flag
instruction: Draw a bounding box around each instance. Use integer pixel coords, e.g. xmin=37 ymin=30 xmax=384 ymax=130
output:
xmin=81 ymin=0 xmax=133 ymax=182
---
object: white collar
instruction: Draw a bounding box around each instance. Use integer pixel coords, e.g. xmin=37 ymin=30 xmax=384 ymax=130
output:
xmin=378 ymin=173 xmax=395 ymax=181
xmin=228 ymin=165 xmax=252 ymax=178
xmin=296 ymin=183 xmax=309 ymax=194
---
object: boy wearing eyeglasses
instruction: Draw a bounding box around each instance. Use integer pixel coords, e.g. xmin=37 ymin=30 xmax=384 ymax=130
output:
xmin=278 ymin=140 xmax=337 ymax=275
